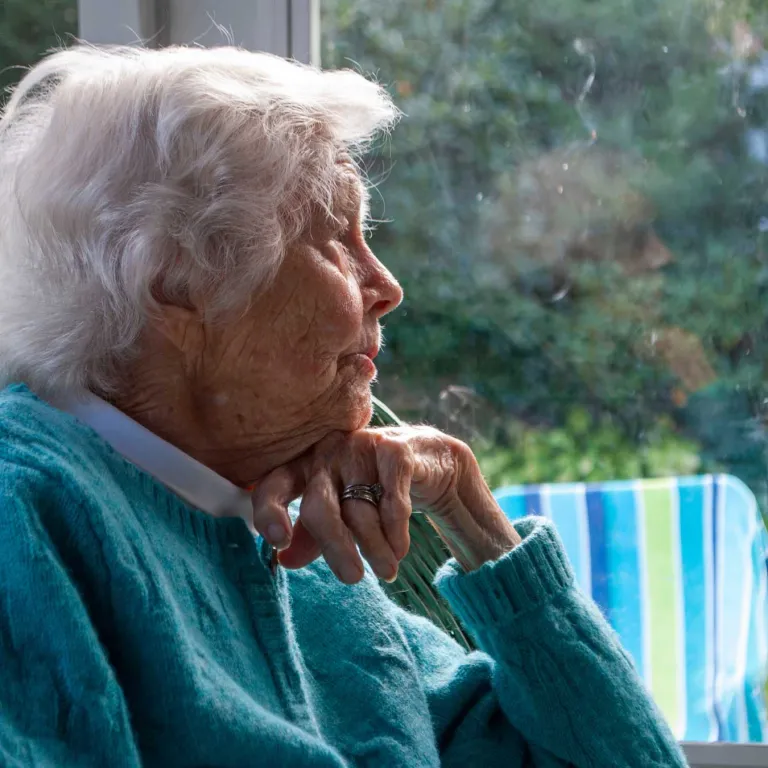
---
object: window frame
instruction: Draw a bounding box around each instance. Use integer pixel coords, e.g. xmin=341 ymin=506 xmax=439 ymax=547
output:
xmin=682 ymin=742 xmax=768 ymax=767
xmin=77 ymin=0 xmax=317 ymax=59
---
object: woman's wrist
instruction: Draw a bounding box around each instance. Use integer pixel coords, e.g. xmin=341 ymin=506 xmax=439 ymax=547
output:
xmin=426 ymin=450 xmax=522 ymax=571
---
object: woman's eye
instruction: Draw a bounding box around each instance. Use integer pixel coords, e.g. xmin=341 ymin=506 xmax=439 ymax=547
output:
xmin=331 ymin=218 xmax=350 ymax=241
xmin=312 ymin=213 xmax=356 ymax=267
xmin=323 ymin=238 xmax=349 ymax=268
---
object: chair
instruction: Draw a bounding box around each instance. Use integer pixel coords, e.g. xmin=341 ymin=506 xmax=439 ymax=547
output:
xmin=493 ymin=475 xmax=768 ymax=743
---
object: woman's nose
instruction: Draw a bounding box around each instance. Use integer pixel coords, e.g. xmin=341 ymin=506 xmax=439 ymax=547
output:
xmin=364 ymin=256 xmax=404 ymax=318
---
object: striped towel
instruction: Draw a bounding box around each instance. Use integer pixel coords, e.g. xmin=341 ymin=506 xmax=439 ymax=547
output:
xmin=493 ymin=474 xmax=768 ymax=743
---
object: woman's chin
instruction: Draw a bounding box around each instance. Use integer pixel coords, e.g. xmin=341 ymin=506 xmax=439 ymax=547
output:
xmin=337 ymin=387 xmax=373 ymax=432
xmin=358 ymin=399 xmax=374 ymax=429
xmin=352 ymin=396 xmax=374 ymax=430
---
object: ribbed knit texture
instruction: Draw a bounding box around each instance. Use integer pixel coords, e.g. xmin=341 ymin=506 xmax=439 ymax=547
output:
xmin=0 ymin=384 xmax=687 ymax=767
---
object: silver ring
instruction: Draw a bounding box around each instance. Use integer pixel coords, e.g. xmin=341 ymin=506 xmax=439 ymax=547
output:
xmin=340 ymin=482 xmax=384 ymax=508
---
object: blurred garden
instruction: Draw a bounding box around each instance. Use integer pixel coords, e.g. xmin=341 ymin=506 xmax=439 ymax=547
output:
xmin=321 ymin=0 xmax=768 ymax=517
xmin=5 ymin=0 xmax=768 ymax=517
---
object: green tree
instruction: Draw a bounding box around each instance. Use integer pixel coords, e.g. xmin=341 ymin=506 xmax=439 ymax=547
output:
xmin=323 ymin=0 xmax=768 ymax=508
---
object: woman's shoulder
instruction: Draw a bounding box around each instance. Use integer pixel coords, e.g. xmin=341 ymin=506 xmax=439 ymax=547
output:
xmin=0 ymin=383 xmax=122 ymax=505
xmin=0 ymin=384 xmax=156 ymax=576
xmin=0 ymin=383 xmax=100 ymax=470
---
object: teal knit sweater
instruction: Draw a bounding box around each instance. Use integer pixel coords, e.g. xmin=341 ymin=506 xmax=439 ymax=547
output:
xmin=0 ymin=384 xmax=687 ymax=767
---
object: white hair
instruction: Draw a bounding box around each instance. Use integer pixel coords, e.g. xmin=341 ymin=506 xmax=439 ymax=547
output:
xmin=0 ymin=44 xmax=398 ymax=397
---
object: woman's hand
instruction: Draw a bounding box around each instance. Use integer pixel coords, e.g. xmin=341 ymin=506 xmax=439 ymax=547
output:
xmin=251 ymin=426 xmax=521 ymax=584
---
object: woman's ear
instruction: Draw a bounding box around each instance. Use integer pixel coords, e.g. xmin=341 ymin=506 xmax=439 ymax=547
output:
xmin=151 ymin=303 xmax=202 ymax=354
xmin=148 ymin=254 xmax=207 ymax=353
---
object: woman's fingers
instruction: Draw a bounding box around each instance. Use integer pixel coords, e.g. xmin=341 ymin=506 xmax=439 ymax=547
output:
xmin=373 ymin=438 xmax=413 ymax=561
xmin=340 ymin=487 xmax=399 ymax=583
xmin=335 ymin=432 xmax=401 ymax=581
xmin=256 ymin=430 xmax=419 ymax=585
xmin=291 ymin=470 xmax=365 ymax=584
xmin=250 ymin=462 xmax=303 ymax=548
xmin=276 ymin=518 xmax=321 ymax=569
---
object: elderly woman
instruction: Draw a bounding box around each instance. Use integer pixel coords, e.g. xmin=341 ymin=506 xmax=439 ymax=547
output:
xmin=0 ymin=45 xmax=686 ymax=767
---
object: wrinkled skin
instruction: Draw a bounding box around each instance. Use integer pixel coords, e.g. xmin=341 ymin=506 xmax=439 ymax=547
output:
xmin=115 ymin=163 xmax=520 ymax=581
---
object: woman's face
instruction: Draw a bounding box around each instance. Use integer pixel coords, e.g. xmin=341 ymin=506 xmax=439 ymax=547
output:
xmin=178 ymin=164 xmax=403 ymax=480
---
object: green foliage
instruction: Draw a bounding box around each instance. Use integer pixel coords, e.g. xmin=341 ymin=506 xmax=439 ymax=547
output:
xmin=474 ymin=408 xmax=704 ymax=489
xmin=323 ymin=0 xmax=768 ymax=507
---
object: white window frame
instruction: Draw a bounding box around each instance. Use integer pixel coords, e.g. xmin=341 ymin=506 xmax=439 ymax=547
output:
xmin=77 ymin=0 xmax=318 ymax=62
xmin=77 ymin=1 xmax=768 ymax=764
xmin=683 ymin=742 xmax=768 ymax=767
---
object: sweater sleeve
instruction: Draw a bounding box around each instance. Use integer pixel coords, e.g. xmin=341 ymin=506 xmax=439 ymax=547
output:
xmin=0 ymin=469 xmax=142 ymax=768
xmin=393 ymin=516 xmax=688 ymax=768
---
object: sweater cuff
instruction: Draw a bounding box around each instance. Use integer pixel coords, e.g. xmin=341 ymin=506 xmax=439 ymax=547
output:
xmin=434 ymin=516 xmax=574 ymax=630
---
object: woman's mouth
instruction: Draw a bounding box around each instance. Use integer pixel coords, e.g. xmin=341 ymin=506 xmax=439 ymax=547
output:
xmin=342 ymin=352 xmax=377 ymax=379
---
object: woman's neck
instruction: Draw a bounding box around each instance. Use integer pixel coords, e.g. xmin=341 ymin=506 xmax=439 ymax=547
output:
xmin=108 ymin=354 xmax=317 ymax=490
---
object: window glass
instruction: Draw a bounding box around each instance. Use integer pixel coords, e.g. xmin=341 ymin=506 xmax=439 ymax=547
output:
xmin=322 ymin=0 xmax=768 ymax=743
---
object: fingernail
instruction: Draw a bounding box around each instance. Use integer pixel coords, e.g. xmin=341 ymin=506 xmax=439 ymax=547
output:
xmin=266 ymin=523 xmax=289 ymax=547
xmin=383 ymin=566 xmax=399 ymax=584
xmin=340 ymin=560 xmax=363 ymax=584
xmin=376 ymin=560 xmax=398 ymax=583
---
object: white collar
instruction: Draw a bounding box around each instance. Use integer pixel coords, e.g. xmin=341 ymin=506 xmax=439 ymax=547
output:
xmin=49 ymin=389 xmax=254 ymax=524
